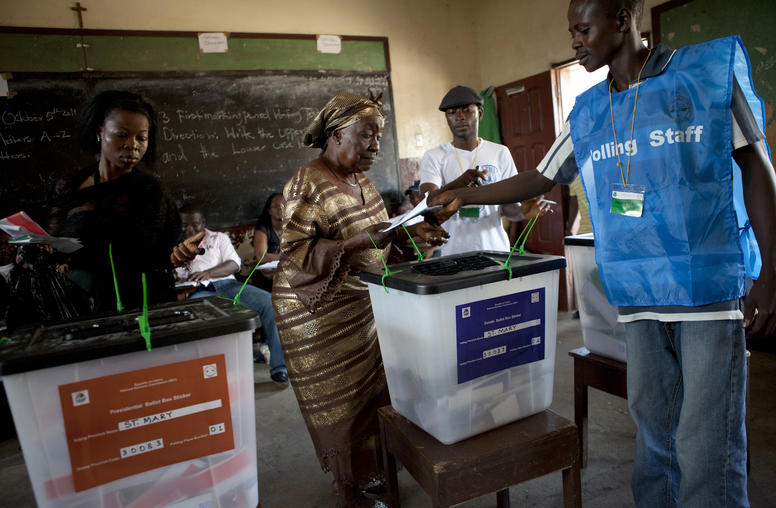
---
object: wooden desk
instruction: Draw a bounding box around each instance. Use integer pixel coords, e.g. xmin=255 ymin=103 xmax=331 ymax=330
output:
xmin=568 ymin=347 xmax=627 ymax=468
xmin=378 ymin=406 xmax=581 ymax=508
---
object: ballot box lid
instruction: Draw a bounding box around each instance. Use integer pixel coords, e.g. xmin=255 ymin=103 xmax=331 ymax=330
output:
xmin=0 ymin=297 xmax=258 ymax=375
xmin=563 ymin=232 xmax=594 ymax=247
xmin=360 ymin=250 xmax=565 ymax=295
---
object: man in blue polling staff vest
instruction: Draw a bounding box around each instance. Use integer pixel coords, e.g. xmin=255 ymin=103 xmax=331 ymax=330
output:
xmin=429 ymin=0 xmax=776 ymax=506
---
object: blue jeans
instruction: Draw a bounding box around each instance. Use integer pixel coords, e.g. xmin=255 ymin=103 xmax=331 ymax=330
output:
xmin=190 ymin=279 xmax=286 ymax=375
xmin=625 ymin=319 xmax=748 ymax=508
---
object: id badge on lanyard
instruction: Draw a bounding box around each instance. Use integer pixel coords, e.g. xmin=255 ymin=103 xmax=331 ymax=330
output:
xmin=610 ymin=183 xmax=645 ymax=217
xmin=459 ymin=206 xmax=481 ymax=218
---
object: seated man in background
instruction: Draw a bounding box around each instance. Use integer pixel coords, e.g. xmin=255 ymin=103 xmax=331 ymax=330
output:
xmin=177 ymin=203 xmax=288 ymax=385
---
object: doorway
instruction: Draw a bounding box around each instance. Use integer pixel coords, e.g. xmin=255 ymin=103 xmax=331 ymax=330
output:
xmin=495 ymin=71 xmax=569 ymax=309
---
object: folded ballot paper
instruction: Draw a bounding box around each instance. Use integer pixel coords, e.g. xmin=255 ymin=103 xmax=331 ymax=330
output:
xmin=0 ymin=211 xmax=83 ymax=253
xmin=380 ymin=194 xmax=441 ymax=232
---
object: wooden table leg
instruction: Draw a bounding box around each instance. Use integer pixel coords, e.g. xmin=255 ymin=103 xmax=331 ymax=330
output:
xmin=562 ymin=464 xmax=582 ymax=508
xmin=379 ymin=416 xmax=400 ymax=508
xmin=573 ymin=355 xmax=589 ymax=468
xmin=496 ymin=488 xmax=510 ymax=508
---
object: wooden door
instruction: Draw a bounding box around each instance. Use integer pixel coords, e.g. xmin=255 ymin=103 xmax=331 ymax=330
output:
xmin=496 ymin=70 xmax=570 ymax=309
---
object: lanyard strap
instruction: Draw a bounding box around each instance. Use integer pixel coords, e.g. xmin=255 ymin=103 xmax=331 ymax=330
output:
xmin=607 ymin=48 xmax=652 ymax=188
xmin=452 ymin=138 xmax=481 ymax=175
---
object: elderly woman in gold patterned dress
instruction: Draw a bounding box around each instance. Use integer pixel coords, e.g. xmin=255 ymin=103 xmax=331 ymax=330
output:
xmin=272 ymin=92 xmax=447 ymax=507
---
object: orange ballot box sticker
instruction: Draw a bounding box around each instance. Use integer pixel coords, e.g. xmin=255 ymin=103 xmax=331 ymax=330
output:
xmin=58 ymin=354 xmax=234 ymax=492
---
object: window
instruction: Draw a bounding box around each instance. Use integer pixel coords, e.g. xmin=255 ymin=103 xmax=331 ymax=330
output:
xmin=552 ymin=37 xmax=650 ymax=135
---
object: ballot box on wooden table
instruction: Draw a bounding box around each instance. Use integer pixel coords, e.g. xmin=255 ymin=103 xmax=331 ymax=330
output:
xmin=361 ymin=251 xmax=565 ymax=444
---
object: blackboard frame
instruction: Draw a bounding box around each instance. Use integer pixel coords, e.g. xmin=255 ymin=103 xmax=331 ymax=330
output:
xmin=651 ymin=0 xmax=694 ymax=45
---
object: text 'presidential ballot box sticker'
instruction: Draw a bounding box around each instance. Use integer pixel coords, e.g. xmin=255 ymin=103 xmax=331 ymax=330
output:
xmin=456 ymin=288 xmax=545 ymax=384
xmin=58 ymin=354 xmax=234 ymax=492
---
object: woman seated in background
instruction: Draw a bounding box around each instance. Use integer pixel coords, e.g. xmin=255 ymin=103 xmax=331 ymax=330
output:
xmin=48 ymin=90 xmax=199 ymax=312
xmin=272 ymin=92 xmax=448 ymax=507
xmin=251 ymin=192 xmax=283 ymax=291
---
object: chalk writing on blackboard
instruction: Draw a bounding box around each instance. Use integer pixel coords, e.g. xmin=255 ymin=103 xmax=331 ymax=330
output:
xmin=0 ymin=71 xmax=400 ymax=228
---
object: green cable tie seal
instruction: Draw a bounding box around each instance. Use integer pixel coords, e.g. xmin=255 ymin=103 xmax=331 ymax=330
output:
xmin=138 ymin=272 xmax=151 ymax=350
xmin=0 ymin=337 xmax=10 ymax=346
xmin=234 ymin=248 xmax=266 ymax=307
xmin=401 ymin=223 xmax=425 ymax=262
xmin=519 ymin=213 xmax=541 ymax=254
xmin=108 ymin=243 xmax=124 ymax=312
xmin=366 ymin=232 xmax=401 ymax=293
xmin=498 ymin=213 xmax=542 ymax=281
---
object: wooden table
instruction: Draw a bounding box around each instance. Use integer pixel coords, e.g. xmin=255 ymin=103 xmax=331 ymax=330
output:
xmin=568 ymin=346 xmax=627 ymax=468
xmin=378 ymin=406 xmax=581 ymax=508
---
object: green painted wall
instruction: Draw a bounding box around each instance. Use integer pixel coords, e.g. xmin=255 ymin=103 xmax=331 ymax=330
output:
xmin=0 ymin=32 xmax=387 ymax=72
xmin=658 ymin=0 xmax=776 ymax=130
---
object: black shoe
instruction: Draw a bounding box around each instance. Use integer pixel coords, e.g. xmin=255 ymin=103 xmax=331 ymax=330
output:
xmin=271 ymin=371 xmax=289 ymax=384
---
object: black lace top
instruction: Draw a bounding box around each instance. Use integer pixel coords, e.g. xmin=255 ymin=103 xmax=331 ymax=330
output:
xmin=49 ymin=164 xmax=181 ymax=311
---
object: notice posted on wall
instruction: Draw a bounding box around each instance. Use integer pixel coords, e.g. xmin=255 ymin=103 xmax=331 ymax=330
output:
xmin=456 ymin=288 xmax=545 ymax=384
xmin=58 ymin=354 xmax=234 ymax=492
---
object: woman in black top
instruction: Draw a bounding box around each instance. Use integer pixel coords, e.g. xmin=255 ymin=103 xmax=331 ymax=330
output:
xmin=48 ymin=91 xmax=182 ymax=311
xmin=251 ymin=192 xmax=283 ymax=291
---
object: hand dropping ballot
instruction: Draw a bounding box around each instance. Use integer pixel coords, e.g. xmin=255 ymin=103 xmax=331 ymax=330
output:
xmin=380 ymin=194 xmax=441 ymax=232
xmin=0 ymin=211 xmax=82 ymax=253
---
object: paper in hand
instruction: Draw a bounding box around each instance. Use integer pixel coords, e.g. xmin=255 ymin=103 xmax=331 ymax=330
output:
xmin=380 ymin=194 xmax=442 ymax=232
xmin=0 ymin=211 xmax=83 ymax=253
xmin=258 ymin=260 xmax=279 ymax=271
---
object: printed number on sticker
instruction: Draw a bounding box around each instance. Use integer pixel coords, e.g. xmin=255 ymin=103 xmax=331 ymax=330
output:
xmin=120 ymin=438 xmax=164 ymax=459
xmin=483 ymin=345 xmax=507 ymax=359
xmin=209 ymin=423 xmax=226 ymax=435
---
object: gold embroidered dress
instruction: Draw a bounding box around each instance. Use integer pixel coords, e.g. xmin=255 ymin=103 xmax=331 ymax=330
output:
xmin=272 ymin=163 xmax=391 ymax=488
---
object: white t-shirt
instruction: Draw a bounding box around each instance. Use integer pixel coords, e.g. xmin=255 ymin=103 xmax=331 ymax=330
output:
xmin=0 ymin=263 xmax=13 ymax=282
xmin=175 ymin=229 xmax=241 ymax=284
xmin=420 ymin=139 xmax=518 ymax=255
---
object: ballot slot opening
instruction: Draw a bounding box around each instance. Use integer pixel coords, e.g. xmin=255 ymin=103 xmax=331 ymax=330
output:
xmin=62 ymin=309 xmax=196 ymax=341
xmin=411 ymin=254 xmax=542 ymax=276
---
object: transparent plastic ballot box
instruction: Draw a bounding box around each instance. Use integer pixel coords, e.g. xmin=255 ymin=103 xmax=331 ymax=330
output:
xmin=360 ymin=251 xmax=565 ymax=445
xmin=0 ymin=297 xmax=260 ymax=508
xmin=564 ymin=233 xmax=627 ymax=362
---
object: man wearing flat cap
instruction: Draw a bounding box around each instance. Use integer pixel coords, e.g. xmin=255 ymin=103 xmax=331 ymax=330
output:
xmin=420 ymin=85 xmax=529 ymax=256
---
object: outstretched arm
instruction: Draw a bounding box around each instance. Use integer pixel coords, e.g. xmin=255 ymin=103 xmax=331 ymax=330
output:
xmin=428 ymin=169 xmax=556 ymax=223
xmin=736 ymin=141 xmax=776 ymax=336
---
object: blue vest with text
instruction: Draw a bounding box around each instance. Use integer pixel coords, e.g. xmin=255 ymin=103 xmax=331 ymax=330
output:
xmin=568 ymin=36 xmax=765 ymax=307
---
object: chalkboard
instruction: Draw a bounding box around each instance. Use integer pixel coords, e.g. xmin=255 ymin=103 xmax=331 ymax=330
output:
xmin=0 ymin=70 xmax=400 ymax=228
xmin=652 ymin=0 xmax=776 ymax=145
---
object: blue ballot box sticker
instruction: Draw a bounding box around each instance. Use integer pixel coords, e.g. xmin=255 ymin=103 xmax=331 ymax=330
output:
xmin=456 ymin=288 xmax=545 ymax=384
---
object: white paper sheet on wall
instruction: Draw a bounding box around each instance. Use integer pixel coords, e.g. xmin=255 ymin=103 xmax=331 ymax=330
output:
xmin=198 ymin=33 xmax=229 ymax=54
xmin=316 ymin=35 xmax=342 ymax=54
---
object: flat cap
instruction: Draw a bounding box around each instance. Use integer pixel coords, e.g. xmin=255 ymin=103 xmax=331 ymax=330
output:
xmin=438 ymin=85 xmax=483 ymax=111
